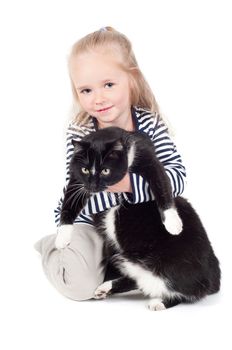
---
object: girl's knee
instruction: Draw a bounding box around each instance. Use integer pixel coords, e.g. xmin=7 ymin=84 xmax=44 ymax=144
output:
xmin=58 ymin=276 xmax=99 ymax=301
xmin=38 ymin=242 xmax=104 ymax=300
xmin=46 ymin=258 xmax=103 ymax=301
xmin=35 ymin=230 xmax=105 ymax=301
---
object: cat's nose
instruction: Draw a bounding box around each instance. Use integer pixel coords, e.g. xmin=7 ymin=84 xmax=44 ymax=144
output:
xmin=88 ymin=184 xmax=98 ymax=192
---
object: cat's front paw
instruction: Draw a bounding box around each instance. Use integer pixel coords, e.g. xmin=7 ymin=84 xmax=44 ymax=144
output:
xmin=94 ymin=281 xmax=112 ymax=299
xmin=163 ymin=207 xmax=183 ymax=235
xmin=55 ymin=225 xmax=73 ymax=249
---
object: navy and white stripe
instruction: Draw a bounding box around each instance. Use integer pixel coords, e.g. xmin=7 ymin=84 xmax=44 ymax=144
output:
xmin=55 ymin=106 xmax=186 ymax=226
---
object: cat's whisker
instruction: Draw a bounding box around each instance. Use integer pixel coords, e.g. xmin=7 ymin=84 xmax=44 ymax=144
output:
xmin=65 ymin=187 xmax=83 ymax=197
xmin=74 ymin=189 xmax=87 ymax=214
xmin=76 ymin=189 xmax=85 ymax=208
xmin=70 ymin=189 xmax=85 ymax=210
xmin=63 ymin=186 xmax=85 ymax=208
xmin=66 ymin=183 xmax=84 ymax=192
xmin=66 ymin=186 xmax=84 ymax=199
xmin=71 ymin=194 xmax=81 ymax=212
xmin=67 ymin=184 xmax=83 ymax=190
xmin=81 ymin=190 xmax=89 ymax=209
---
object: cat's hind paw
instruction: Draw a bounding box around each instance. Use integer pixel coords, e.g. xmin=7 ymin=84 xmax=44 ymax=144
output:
xmin=163 ymin=208 xmax=183 ymax=235
xmin=148 ymin=298 xmax=166 ymax=311
xmin=94 ymin=281 xmax=112 ymax=299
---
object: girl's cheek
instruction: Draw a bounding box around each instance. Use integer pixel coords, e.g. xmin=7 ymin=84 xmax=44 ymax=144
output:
xmin=79 ymin=96 xmax=88 ymax=107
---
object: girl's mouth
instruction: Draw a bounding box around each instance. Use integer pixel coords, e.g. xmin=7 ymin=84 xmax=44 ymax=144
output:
xmin=97 ymin=106 xmax=113 ymax=113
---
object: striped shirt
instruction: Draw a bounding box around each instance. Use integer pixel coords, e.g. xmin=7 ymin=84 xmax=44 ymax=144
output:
xmin=55 ymin=106 xmax=186 ymax=226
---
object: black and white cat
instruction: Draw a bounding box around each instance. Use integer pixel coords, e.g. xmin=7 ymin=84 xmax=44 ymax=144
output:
xmin=57 ymin=127 xmax=221 ymax=310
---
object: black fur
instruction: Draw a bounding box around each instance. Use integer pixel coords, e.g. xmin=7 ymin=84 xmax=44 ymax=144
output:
xmin=60 ymin=127 xmax=221 ymax=308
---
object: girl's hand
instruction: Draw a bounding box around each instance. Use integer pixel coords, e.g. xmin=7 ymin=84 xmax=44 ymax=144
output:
xmin=107 ymin=172 xmax=132 ymax=193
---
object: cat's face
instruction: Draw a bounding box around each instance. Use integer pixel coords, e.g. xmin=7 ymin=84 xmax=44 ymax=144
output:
xmin=70 ymin=138 xmax=128 ymax=193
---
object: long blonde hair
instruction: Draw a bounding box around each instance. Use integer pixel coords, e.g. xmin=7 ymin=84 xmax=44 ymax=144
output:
xmin=68 ymin=27 xmax=169 ymax=130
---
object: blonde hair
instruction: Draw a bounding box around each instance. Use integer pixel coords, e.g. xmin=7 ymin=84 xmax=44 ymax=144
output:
xmin=68 ymin=27 xmax=170 ymax=131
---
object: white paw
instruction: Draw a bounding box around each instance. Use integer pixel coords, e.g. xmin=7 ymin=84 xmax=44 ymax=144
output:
xmin=94 ymin=281 xmax=112 ymax=299
xmin=163 ymin=207 xmax=183 ymax=235
xmin=148 ymin=298 xmax=166 ymax=311
xmin=55 ymin=225 xmax=73 ymax=249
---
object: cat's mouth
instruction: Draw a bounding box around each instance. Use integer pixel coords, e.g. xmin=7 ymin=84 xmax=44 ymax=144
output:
xmin=86 ymin=186 xmax=107 ymax=194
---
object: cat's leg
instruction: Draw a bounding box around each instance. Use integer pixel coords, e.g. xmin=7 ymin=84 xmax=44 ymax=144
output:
xmin=56 ymin=180 xmax=90 ymax=249
xmin=94 ymin=276 xmax=137 ymax=299
xmin=162 ymin=207 xmax=183 ymax=235
xmin=130 ymin=142 xmax=183 ymax=235
xmin=148 ymin=297 xmax=182 ymax=311
xmin=146 ymin=160 xmax=183 ymax=235
xmin=148 ymin=298 xmax=166 ymax=311
xmin=60 ymin=180 xmax=90 ymax=225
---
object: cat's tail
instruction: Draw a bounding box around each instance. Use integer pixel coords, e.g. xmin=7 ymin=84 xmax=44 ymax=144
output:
xmin=163 ymin=298 xmax=182 ymax=309
xmin=208 ymin=253 xmax=221 ymax=295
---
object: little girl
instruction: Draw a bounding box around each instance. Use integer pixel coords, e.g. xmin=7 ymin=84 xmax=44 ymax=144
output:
xmin=35 ymin=27 xmax=186 ymax=301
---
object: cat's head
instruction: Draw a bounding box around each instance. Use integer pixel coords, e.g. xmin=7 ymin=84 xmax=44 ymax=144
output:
xmin=70 ymin=128 xmax=129 ymax=193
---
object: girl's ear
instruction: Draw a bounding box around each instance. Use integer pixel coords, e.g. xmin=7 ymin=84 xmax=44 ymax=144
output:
xmin=72 ymin=140 xmax=90 ymax=152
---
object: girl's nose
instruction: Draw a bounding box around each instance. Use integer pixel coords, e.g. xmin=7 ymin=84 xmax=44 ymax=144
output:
xmin=94 ymin=90 xmax=106 ymax=105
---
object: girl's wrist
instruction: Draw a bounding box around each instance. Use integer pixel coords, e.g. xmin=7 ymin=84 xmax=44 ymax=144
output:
xmin=107 ymin=173 xmax=132 ymax=193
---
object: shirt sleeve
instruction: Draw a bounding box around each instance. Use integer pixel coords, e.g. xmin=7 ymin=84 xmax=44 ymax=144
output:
xmin=122 ymin=114 xmax=186 ymax=204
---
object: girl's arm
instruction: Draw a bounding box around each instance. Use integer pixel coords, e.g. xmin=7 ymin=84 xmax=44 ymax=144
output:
xmin=107 ymin=173 xmax=132 ymax=193
xmin=110 ymin=114 xmax=186 ymax=202
xmin=151 ymin=114 xmax=186 ymax=196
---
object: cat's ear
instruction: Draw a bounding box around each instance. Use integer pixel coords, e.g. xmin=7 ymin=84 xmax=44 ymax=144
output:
xmin=112 ymin=140 xmax=124 ymax=151
xmin=72 ymin=140 xmax=89 ymax=152
xmin=106 ymin=140 xmax=124 ymax=159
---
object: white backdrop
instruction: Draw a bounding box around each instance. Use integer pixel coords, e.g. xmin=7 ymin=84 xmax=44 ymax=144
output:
xmin=0 ymin=0 xmax=231 ymax=349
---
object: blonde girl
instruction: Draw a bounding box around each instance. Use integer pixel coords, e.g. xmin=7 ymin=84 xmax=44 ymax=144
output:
xmin=35 ymin=27 xmax=186 ymax=301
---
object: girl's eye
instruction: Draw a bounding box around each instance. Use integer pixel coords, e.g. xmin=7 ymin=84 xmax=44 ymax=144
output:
xmin=80 ymin=89 xmax=91 ymax=94
xmin=105 ymin=82 xmax=114 ymax=88
xmin=81 ymin=167 xmax=90 ymax=174
xmin=101 ymin=168 xmax=111 ymax=175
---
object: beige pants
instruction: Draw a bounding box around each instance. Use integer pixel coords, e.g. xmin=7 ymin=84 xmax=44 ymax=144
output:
xmin=35 ymin=224 xmax=107 ymax=301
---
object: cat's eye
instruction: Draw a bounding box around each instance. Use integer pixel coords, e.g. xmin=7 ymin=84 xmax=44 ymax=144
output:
xmin=81 ymin=167 xmax=90 ymax=174
xmin=101 ymin=168 xmax=110 ymax=175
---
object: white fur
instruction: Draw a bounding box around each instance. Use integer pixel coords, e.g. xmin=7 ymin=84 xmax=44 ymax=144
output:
xmin=148 ymin=298 xmax=166 ymax=311
xmin=94 ymin=281 xmax=113 ymax=299
xmin=91 ymin=165 xmax=96 ymax=175
xmin=120 ymin=260 xmax=181 ymax=300
xmin=163 ymin=207 xmax=183 ymax=235
xmin=128 ymin=142 xmax=135 ymax=167
xmin=102 ymin=206 xmax=121 ymax=250
xmin=55 ymin=224 xmax=73 ymax=249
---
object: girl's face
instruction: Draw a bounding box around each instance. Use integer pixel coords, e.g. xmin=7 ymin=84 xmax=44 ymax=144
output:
xmin=70 ymin=50 xmax=132 ymax=129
